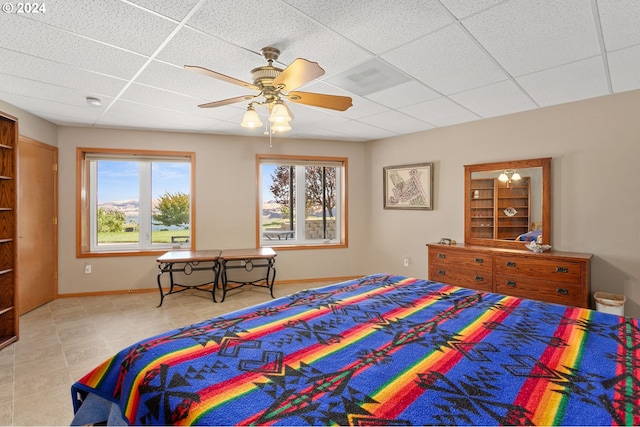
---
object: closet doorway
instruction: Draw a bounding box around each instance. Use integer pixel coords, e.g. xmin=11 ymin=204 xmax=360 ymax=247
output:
xmin=18 ymin=136 xmax=57 ymax=314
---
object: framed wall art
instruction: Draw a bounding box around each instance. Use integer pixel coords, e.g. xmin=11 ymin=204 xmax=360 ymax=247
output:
xmin=383 ymin=162 xmax=433 ymax=210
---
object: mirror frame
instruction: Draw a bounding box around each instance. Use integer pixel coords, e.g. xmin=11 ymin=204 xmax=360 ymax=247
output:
xmin=464 ymin=157 xmax=551 ymax=250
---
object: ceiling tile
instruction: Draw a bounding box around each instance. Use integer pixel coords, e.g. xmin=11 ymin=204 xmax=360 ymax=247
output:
xmin=399 ymin=97 xmax=480 ymax=127
xmin=439 ymin=0 xmax=506 ymax=19
xmin=0 ymin=17 xmax=147 ymax=79
xmin=598 ymin=0 xmax=640 ymax=51
xmin=463 ymin=0 xmax=601 ymax=76
xmin=130 ymin=0 xmax=202 ymax=21
xmin=155 ymin=27 xmax=262 ymax=79
xmin=382 ymin=24 xmax=508 ymax=94
xmin=0 ymin=0 xmax=638 ymax=140
xmin=608 ymin=44 xmax=640 ymax=93
xmin=119 ymin=83 xmax=208 ymax=115
xmin=186 ymin=0 xmax=371 ymax=76
xmin=516 ymin=56 xmax=610 ymax=106
xmin=357 ymin=110 xmax=433 ymax=134
xmin=283 ymin=0 xmax=453 ymax=54
xmin=0 ymin=91 xmax=107 ymax=124
xmin=99 ymin=99 xmax=224 ymax=131
xmin=24 ymin=0 xmax=178 ymax=55
xmin=0 ymin=48 xmax=127 ymax=98
xmin=450 ymin=80 xmax=537 ymax=118
xmin=0 ymin=74 xmax=82 ymax=106
xmin=365 ymin=81 xmax=441 ymax=109
xmin=329 ymin=120 xmax=398 ymax=140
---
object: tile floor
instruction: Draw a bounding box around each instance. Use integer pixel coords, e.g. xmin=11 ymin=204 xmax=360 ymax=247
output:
xmin=0 ymin=281 xmax=331 ymax=426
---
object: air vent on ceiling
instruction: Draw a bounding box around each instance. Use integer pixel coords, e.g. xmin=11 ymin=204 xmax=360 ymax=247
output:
xmin=326 ymin=58 xmax=411 ymax=96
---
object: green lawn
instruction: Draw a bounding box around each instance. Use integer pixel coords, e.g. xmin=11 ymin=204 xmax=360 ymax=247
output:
xmin=98 ymin=229 xmax=189 ymax=244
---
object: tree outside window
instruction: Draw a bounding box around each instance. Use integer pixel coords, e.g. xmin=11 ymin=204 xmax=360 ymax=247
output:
xmin=258 ymin=155 xmax=346 ymax=248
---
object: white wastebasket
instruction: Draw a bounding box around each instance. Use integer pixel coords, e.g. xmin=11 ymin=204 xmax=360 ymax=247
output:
xmin=594 ymin=292 xmax=625 ymax=316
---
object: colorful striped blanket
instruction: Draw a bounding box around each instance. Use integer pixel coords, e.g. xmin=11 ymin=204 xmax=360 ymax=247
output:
xmin=71 ymin=274 xmax=640 ymax=425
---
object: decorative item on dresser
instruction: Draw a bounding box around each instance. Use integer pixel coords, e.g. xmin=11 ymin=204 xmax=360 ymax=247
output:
xmin=427 ymin=243 xmax=592 ymax=308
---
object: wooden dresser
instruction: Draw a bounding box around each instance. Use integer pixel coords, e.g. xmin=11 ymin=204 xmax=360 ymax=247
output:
xmin=427 ymin=243 xmax=592 ymax=308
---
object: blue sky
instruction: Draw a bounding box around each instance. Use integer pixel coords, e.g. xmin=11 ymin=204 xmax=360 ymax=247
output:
xmin=262 ymin=163 xmax=276 ymax=201
xmin=97 ymin=161 xmax=275 ymax=203
xmin=97 ymin=161 xmax=190 ymax=203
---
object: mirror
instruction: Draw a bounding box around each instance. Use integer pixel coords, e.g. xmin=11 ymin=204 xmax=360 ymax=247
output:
xmin=464 ymin=158 xmax=551 ymax=249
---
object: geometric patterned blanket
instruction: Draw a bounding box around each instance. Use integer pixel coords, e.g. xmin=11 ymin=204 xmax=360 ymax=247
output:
xmin=71 ymin=274 xmax=640 ymax=425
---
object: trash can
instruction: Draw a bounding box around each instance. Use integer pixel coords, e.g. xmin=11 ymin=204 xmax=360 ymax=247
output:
xmin=594 ymin=292 xmax=625 ymax=316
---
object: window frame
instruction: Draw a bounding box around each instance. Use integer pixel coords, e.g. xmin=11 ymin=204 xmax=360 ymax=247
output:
xmin=76 ymin=147 xmax=196 ymax=257
xmin=256 ymin=154 xmax=348 ymax=250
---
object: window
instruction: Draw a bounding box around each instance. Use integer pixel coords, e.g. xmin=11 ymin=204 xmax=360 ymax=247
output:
xmin=257 ymin=154 xmax=347 ymax=248
xmin=77 ymin=148 xmax=195 ymax=256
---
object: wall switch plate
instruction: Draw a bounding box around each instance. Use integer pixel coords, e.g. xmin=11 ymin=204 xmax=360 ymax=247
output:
xmin=403 ymin=257 xmax=409 ymax=267
xmin=84 ymin=263 xmax=92 ymax=274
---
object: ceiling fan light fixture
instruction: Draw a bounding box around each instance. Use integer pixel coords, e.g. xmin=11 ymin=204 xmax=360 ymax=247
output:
xmin=271 ymin=121 xmax=292 ymax=133
xmin=240 ymin=106 xmax=263 ymax=128
xmin=269 ymin=102 xmax=291 ymax=123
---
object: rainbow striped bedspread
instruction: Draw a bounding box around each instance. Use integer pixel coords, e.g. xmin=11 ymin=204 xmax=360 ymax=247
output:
xmin=71 ymin=274 xmax=640 ymax=425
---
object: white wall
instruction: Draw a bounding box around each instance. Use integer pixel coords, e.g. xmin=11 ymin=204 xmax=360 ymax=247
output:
xmin=366 ymin=89 xmax=640 ymax=317
xmin=0 ymin=100 xmax=57 ymax=145
xmin=6 ymin=89 xmax=640 ymax=318
xmin=56 ymin=127 xmax=368 ymax=295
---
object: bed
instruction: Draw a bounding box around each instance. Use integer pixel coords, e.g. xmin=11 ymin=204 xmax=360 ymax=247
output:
xmin=71 ymin=274 xmax=639 ymax=426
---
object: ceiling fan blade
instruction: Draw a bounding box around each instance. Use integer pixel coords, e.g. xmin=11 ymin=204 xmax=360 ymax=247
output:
xmin=272 ymin=59 xmax=325 ymax=91
xmin=198 ymin=95 xmax=256 ymax=108
xmin=287 ymin=91 xmax=353 ymax=111
xmin=185 ymin=65 xmax=259 ymax=91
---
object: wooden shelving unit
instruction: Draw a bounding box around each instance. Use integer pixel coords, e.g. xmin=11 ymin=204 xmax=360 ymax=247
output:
xmin=469 ymin=178 xmax=495 ymax=239
xmin=0 ymin=113 xmax=17 ymax=351
xmin=470 ymin=177 xmax=530 ymax=240
xmin=496 ymin=177 xmax=530 ymax=240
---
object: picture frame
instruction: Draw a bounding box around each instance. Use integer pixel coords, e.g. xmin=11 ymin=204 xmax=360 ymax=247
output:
xmin=383 ymin=162 xmax=433 ymax=210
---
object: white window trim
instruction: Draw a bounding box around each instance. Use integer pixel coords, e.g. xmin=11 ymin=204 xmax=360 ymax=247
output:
xmin=77 ymin=148 xmax=195 ymax=257
xmin=257 ymin=154 xmax=347 ymax=249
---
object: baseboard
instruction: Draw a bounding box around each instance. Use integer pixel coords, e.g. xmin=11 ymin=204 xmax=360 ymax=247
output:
xmin=55 ymin=275 xmax=364 ymax=299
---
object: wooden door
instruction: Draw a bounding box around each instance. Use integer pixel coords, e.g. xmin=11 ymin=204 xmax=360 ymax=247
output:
xmin=17 ymin=136 xmax=57 ymax=314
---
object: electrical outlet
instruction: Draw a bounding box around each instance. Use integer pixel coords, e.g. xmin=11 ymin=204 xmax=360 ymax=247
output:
xmin=84 ymin=263 xmax=92 ymax=274
xmin=403 ymin=257 xmax=409 ymax=267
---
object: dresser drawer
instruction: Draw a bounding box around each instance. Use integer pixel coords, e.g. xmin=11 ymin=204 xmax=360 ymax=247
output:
xmin=495 ymin=274 xmax=583 ymax=307
xmin=429 ymin=247 xmax=492 ymax=272
xmin=495 ymin=254 xmax=581 ymax=284
xmin=430 ymin=268 xmax=493 ymax=292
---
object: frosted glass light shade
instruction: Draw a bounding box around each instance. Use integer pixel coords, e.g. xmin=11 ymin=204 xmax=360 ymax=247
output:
xmin=240 ymin=108 xmax=263 ymax=128
xmin=269 ymin=103 xmax=291 ymax=123
xmin=271 ymin=121 xmax=291 ymax=132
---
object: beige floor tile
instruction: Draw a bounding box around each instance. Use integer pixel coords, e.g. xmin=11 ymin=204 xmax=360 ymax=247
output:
xmin=13 ymin=383 xmax=73 ymax=426
xmin=14 ymin=366 xmax=72 ymax=400
xmin=0 ymin=401 xmax=13 ymax=426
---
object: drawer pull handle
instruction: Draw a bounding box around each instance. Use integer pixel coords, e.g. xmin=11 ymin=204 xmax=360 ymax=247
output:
xmin=475 ymin=276 xmax=483 ymax=282
xmin=556 ymin=267 xmax=569 ymax=273
xmin=556 ymin=288 xmax=568 ymax=295
xmin=506 ymin=261 xmax=516 ymax=267
xmin=438 ymin=270 xmax=446 ymax=275
xmin=438 ymin=253 xmax=446 ymax=259
xmin=475 ymin=258 xmax=483 ymax=263
xmin=506 ymin=280 xmax=517 ymax=287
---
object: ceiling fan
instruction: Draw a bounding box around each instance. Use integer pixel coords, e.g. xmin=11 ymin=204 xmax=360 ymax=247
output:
xmin=185 ymin=47 xmax=353 ymax=132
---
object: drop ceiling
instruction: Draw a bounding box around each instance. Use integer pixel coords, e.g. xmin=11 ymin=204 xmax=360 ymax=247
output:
xmin=1 ymin=0 xmax=638 ymax=141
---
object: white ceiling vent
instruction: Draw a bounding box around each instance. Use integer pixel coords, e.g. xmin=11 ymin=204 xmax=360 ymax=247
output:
xmin=326 ymin=58 xmax=411 ymax=96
